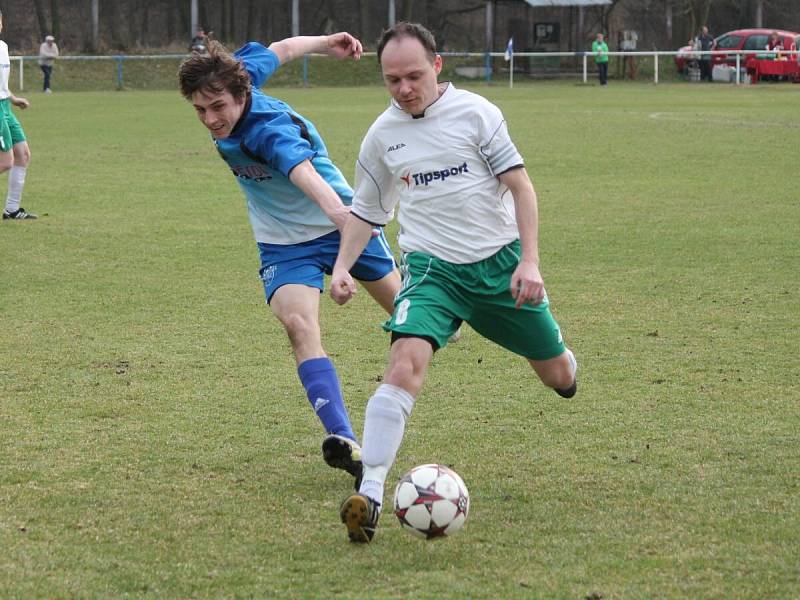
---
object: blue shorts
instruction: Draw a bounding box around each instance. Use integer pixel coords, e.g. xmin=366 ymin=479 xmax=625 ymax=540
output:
xmin=257 ymin=230 xmax=396 ymax=303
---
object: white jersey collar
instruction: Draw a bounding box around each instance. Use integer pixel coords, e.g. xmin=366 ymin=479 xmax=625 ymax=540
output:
xmin=391 ymin=81 xmax=454 ymax=119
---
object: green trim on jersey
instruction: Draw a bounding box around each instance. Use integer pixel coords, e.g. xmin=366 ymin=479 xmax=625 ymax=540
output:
xmin=384 ymin=240 xmax=566 ymax=360
xmin=0 ymin=98 xmax=26 ymax=153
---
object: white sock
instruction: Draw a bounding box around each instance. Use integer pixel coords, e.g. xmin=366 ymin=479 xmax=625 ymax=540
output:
xmin=358 ymin=384 xmax=415 ymax=506
xmin=565 ymin=348 xmax=577 ymax=378
xmin=5 ymin=165 xmax=27 ymax=213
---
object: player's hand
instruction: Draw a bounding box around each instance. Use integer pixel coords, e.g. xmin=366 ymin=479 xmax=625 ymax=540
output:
xmin=326 ymin=32 xmax=363 ymax=60
xmin=510 ymin=260 xmax=545 ymax=309
xmin=12 ymin=97 xmax=30 ymax=109
xmin=330 ymin=269 xmax=357 ymax=305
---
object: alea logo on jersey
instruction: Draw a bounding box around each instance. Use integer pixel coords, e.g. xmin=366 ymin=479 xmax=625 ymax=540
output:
xmin=230 ymin=163 xmax=272 ymax=183
xmin=401 ymin=162 xmax=469 ymax=188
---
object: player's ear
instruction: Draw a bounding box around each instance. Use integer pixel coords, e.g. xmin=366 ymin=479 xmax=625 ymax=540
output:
xmin=433 ymin=54 xmax=443 ymax=75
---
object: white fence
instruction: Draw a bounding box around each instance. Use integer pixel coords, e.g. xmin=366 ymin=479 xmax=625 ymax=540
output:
xmin=11 ymin=49 xmax=800 ymax=90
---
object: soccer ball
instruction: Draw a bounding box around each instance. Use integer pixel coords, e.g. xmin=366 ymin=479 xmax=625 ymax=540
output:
xmin=392 ymin=464 xmax=470 ymax=539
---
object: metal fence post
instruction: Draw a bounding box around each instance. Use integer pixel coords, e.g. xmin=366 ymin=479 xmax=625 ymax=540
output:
xmin=484 ymin=52 xmax=492 ymax=84
xmin=654 ymin=53 xmax=659 ymax=84
xmin=115 ymin=56 xmax=124 ymax=90
xmin=582 ymin=54 xmax=587 ymax=83
xmin=736 ymin=53 xmax=741 ymax=85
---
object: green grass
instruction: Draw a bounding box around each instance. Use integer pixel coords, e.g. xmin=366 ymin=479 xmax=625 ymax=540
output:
xmin=1 ymin=81 xmax=799 ymax=599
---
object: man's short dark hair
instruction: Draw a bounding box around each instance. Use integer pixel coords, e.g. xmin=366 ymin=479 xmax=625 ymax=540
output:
xmin=377 ymin=22 xmax=437 ymax=63
xmin=178 ymin=39 xmax=251 ymax=101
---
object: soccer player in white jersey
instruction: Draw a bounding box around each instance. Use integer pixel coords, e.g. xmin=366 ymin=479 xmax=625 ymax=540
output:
xmin=0 ymin=11 xmax=35 ymax=220
xmin=178 ymin=34 xmax=402 ymax=488
xmin=330 ymin=22 xmax=578 ymax=543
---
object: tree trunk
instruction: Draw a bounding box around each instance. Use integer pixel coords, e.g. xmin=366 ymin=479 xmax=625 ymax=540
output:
xmin=176 ymin=0 xmax=188 ymax=38
xmin=246 ymin=0 xmax=257 ymax=41
xmin=228 ymin=0 xmax=236 ymax=42
xmin=50 ymin=0 xmax=61 ymax=39
xmin=261 ymin=0 xmax=274 ymax=42
xmin=403 ymin=0 xmax=415 ymax=22
xmin=199 ymin=0 xmax=209 ymax=38
xmin=91 ymin=0 xmax=99 ymax=52
xmin=166 ymin=0 xmax=175 ymax=42
xmin=221 ymin=0 xmax=228 ymax=41
xmin=109 ymin=1 xmax=124 ymax=50
xmin=140 ymin=0 xmax=150 ymax=46
xmin=358 ymin=0 xmax=371 ymax=44
xmin=33 ymin=0 xmax=49 ymax=40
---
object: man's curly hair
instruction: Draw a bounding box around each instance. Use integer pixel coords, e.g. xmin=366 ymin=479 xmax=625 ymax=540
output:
xmin=178 ymin=39 xmax=251 ymax=101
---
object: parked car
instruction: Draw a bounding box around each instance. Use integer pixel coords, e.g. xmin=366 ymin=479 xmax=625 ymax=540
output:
xmin=675 ymin=28 xmax=800 ymax=74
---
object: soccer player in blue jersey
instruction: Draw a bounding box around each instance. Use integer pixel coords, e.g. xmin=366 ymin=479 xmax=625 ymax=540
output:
xmin=178 ymin=33 xmax=401 ymax=486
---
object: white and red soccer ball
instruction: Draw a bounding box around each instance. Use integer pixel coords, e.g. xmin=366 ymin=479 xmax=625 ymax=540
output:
xmin=392 ymin=464 xmax=470 ymax=539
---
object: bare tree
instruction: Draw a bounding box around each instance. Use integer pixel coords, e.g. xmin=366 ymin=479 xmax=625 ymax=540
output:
xmin=246 ymin=0 xmax=258 ymax=41
xmin=679 ymin=0 xmax=715 ymax=36
xmin=403 ymin=0 xmax=415 ymax=22
xmin=32 ymin=0 xmax=49 ymax=40
xmin=358 ymin=0 xmax=372 ymax=43
xmin=50 ymin=0 xmax=61 ymax=39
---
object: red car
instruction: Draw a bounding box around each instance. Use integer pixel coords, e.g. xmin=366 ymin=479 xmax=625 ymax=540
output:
xmin=675 ymin=28 xmax=800 ymax=73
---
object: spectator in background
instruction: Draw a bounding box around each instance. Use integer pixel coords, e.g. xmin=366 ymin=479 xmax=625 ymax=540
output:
xmin=38 ymin=35 xmax=58 ymax=93
xmin=697 ymin=25 xmax=715 ymax=82
xmin=766 ymin=31 xmax=783 ymax=55
xmin=592 ymin=32 xmax=609 ymax=86
xmin=189 ymin=27 xmax=208 ymax=54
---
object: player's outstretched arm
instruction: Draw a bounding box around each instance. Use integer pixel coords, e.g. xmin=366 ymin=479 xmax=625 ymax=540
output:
xmin=330 ymin=215 xmax=374 ymax=306
xmin=288 ymin=159 xmax=350 ymax=231
xmin=498 ymin=167 xmax=545 ymax=308
xmin=268 ymin=32 xmax=362 ymax=65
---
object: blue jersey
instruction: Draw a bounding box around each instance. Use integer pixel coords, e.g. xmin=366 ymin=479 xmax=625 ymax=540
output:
xmin=214 ymin=42 xmax=353 ymax=245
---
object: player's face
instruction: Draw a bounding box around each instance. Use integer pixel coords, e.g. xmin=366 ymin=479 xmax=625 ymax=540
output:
xmin=191 ymin=88 xmax=246 ymax=139
xmin=380 ymin=37 xmax=442 ymax=116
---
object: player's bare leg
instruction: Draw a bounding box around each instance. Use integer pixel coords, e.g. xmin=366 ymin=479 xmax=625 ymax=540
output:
xmin=342 ymin=337 xmax=433 ymax=542
xmin=270 ymin=284 xmax=362 ymax=480
xmin=528 ymin=348 xmax=577 ymax=398
xmin=358 ymin=269 xmax=401 ymax=315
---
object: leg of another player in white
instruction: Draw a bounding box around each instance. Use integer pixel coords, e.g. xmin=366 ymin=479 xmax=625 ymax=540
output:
xmin=1 ymin=141 xmax=33 ymax=219
xmin=357 ymin=338 xmax=577 ymax=508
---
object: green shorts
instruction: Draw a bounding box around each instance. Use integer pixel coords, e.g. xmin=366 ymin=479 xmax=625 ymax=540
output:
xmin=0 ymin=98 xmax=26 ymax=153
xmin=384 ymin=240 xmax=566 ymax=360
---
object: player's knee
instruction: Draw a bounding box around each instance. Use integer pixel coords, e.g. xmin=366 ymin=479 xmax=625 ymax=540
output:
xmin=280 ymin=312 xmax=318 ymax=345
xmin=16 ymin=151 xmax=30 ymax=167
xmin=383 ymin=357 xmax=424 ymax=395
xmin=12 ymin=143 xmax=30 ymax=167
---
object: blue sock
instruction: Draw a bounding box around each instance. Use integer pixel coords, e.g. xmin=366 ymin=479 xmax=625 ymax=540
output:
xmin=297 ymin=357 xmax=356 ymax=441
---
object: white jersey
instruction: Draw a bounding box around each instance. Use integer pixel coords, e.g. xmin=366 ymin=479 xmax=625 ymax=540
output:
xmin=0 ymin=42 xmax=11 ymax=99
xmin=352 ymin=83 xmax=524 ymax=264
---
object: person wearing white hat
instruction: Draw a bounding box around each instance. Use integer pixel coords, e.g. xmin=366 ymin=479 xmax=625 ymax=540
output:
xmin=38 ymin=34 xmax=59 ymax=93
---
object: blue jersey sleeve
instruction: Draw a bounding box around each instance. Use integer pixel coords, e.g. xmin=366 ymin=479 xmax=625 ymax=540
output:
xmin=234 ymin=42 xmax=280 ymax=88
xmin=248 ymin=112 xmax=317 ymax=178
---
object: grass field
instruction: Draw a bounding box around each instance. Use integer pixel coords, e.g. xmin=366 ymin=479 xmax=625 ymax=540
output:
xmin=1 ymin=81 xmax=798 ymax=599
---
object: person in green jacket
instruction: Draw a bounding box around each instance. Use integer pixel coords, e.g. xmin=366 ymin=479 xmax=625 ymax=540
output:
xmin=592 ymin=32 xmax=609 ymax=86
